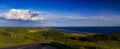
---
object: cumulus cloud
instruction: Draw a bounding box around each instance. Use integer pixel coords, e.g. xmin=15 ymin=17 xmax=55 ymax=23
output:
xmin=0 ymin=9 xmax=44 ymax=21
xmin=0 ymin=9 xmax=120 ymax=26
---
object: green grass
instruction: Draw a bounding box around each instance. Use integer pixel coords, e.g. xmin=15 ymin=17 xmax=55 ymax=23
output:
xmin=0 ymin=27 xmax=119 ymax=49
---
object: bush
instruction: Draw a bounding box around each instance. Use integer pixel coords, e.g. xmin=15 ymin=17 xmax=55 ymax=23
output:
xmin=78 ymin=33 xmax=120 ymax=42
xmin=70 ymin=37 xmax=76 ymax=40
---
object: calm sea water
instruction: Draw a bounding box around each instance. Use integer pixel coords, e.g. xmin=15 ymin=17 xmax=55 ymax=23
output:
xmin=50 ymin=27 xmax=120 ymax=34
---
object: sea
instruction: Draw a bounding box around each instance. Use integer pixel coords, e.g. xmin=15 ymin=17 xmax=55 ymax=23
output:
xmin=50 ymin=27 xmax=120 ymax=34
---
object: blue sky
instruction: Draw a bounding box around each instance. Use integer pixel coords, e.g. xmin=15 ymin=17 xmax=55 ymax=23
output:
xmin=0 ymin=0 xmax=120 ymax=27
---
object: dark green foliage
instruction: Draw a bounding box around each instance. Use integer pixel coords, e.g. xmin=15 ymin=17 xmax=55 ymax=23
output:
xmin=70 ymin=37 xmax=76 ymax=40
xmin=78 ymin=33 xmax=120 ymax=42
xmin=42 ymin=30 xmax=64 ymax=38
xmin=50 ymin=42 xmax=73 ymax=49
xmin=50 ymin=42 xmax=98 ymax=49
xmin=78 ymin=37 xmax=88 ymax=41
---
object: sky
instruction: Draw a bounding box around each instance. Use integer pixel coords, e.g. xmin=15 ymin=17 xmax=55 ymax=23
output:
xmin=0 ymin=0 xmax=120 ymax=27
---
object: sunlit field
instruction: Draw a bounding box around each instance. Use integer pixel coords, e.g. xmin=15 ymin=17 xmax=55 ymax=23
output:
xmin=0 ymin=27 xmax=119 ymax=49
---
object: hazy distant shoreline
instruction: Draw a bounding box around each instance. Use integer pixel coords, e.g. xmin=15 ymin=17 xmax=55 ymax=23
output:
xmin=48 ymin=27 xmax=96 ymax=34
xmin=49 ymin=27 xmax=120 ymax=34
xmin=0 ymin=27 xmax=120 ymax=34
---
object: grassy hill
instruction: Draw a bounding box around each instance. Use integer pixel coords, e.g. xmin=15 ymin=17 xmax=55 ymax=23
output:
xmin=0 ymin=27 xmax=120 ymax=49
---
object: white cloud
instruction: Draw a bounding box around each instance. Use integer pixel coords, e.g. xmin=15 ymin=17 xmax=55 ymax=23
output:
xmin=0 ymin=9 xmax=44 ymax=21
xmin=0 ymin=9 xmax=120 ymax=26
xmin=62 ymin=16 xmax=120 ymax=21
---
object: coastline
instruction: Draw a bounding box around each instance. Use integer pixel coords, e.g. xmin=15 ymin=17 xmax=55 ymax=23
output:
xmin=47 ymin=27 xmax=120 ymax=34
xmin=48 ymin=27 xmax=96 ymax=34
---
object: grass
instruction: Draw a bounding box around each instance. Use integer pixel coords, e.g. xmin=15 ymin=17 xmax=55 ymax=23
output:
xmin=0 ymin=27 xmax=119 ymax=49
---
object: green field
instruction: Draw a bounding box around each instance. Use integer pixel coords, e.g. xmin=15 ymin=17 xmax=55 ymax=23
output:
xmin=0 ymin=27 xmax=120 ymax=49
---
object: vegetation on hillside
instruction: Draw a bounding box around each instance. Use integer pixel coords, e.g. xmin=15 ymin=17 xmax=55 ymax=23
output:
xmin=0 ymin=27 xmax=120 ymax=49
